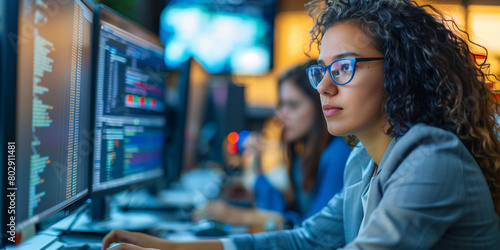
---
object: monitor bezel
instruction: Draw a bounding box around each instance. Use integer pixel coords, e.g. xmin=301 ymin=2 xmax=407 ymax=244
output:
xmin=0 ymin=0 xmax=20 ymax=247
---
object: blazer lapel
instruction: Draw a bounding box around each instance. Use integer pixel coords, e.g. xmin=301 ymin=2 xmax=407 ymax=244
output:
xmin=343 ymin=151 xmax=375 ymax=243
xmin=361 ymin=138 xmax=397 ymax=229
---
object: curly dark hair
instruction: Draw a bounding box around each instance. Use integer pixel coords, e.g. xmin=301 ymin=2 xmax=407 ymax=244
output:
xmin=306 ymin=0 xmax=500 ymax=217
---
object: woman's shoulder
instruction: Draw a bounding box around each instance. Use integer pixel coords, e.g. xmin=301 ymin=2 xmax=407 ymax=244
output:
xmin=393 ymin=123 xmax=464 ymax=150
xmin=319 ymin=136 xmax=352 ymax=168
xmin=402 ymin=123 xmax=456 ymax=139
xmin=314 ymin=137 xmax=354 ymax=184
xmin=395 ymin=123 xmax=467 ymax=155
xmin=384 ymin=123 xmax=476 ymax=176
xmin=324 ymin=136 xmax=352 ymax=154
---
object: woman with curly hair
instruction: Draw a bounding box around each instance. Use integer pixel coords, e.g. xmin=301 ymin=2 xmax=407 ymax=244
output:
xmin=101 ymin=0 xmax=500 ymax=249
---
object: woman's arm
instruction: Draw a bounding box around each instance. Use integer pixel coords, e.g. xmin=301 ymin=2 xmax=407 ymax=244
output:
xmin=104 ymin=185 xmax=349 ymax=250
xmin=194 ymin=200 xmax=284 ymax=228
xmin=102 ymin=229 xmax=224 ymax=250
xmin=230 ymin=191 xmax=347 ymax=249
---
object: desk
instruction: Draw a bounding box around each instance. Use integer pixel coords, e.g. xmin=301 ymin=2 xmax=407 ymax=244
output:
xmin=6 ymin=203 xmax=248 ymax=250
xmin=152 ymin=220 xmax=248 ymax=241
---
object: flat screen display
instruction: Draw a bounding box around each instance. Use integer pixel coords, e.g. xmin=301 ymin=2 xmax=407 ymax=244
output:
xmin=160 ymin=0 xmax=276 ymax=75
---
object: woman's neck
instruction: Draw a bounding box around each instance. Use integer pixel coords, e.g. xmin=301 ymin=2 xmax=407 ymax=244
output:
xmin=355 ymin=122 xmax=392 ymax=166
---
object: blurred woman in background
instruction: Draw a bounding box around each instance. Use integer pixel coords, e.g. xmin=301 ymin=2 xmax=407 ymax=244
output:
xmin=193 ymin=60 xmax=351 ymax=230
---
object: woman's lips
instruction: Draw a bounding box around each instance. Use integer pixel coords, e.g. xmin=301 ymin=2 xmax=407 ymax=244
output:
xmin=323 ymin=104 xmax=343 ymax=117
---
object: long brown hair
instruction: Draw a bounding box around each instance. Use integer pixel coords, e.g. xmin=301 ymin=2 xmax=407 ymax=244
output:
xmin=278 ymin=60 xmax=332 ymax=195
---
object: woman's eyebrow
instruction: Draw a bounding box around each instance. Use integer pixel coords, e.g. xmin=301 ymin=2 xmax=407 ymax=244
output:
xmin=318 ymin=52 xmax=362 ymax=65
xmin=334 ymin=52 xmax=361 ymax=59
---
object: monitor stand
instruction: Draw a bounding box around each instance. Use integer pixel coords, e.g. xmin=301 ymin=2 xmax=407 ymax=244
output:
xmin=60 ymin=196 xmax=160 ymax=234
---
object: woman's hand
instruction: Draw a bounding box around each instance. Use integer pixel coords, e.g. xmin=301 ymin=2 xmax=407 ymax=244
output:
xmin=105 ymin=242 xmax=160 ymax=250
xmin=243 ymin=133 xmax=264 ymax=155
xmin=102 ymin=229 xmax=173 ymax=250
xmin=241 ymin=133 xmax=265 ymax=175
xmin=192 ymin=200 xmax=232 ymax=223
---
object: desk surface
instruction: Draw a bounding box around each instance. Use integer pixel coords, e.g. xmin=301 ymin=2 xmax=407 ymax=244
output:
xmin=7 ymin=202 xmax=248 ymax=250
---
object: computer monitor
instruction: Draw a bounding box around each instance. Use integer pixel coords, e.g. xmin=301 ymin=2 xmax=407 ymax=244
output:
xmin=164 ymin=60 xmax=191 ymax=185
xmin=0 ymin=0 xmax=93 ymax=246
xmin=0 ymin=0 xmax=18 ymax=245
xmin=160 ymin=0 xmax=276 ymax=75
xmin=89 ymin=4 xmax=167 ymax=220
xmin=198 ymin=79 xmax=247 ymax=170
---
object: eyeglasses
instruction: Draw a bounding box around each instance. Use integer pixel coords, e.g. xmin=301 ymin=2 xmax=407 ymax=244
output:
xmin=306 ymin=57 xmax=384 ymax=89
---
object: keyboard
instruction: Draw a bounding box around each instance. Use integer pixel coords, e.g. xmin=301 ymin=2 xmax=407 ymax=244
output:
xmin=56 ymin=243 xmax=102 ymax=250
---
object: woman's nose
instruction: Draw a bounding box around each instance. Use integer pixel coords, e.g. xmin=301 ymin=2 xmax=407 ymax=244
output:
xmin=316 ymin=76 xmax=338 ymax=96
xmin=275 ymin=107 xmax=292 ymax=123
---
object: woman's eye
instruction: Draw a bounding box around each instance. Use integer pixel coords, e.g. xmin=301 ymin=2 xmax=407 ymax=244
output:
xmin=289 ymin=103 xmax=299 ymax=110
xmin=341 ymin=63 xmax=352 ymax=72
xmin=278 ymin=101 xmax=299 ymax=111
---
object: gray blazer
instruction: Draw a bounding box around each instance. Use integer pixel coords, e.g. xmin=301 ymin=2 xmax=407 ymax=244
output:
xmin=231 ymin=123 xmax=500 ymax=249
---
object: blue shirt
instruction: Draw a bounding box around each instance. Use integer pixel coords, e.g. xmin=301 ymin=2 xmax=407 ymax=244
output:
xmin=253 ymin=136 xmax=351 ymax=225
xmin=291 ymin=155 xmax=312 ymax=217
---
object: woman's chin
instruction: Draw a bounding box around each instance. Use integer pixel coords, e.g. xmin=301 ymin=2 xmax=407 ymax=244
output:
xmin=327 ymin=126 xmax=351 ymax=137
xmin=283 ymin=132 xmax=299 ymax=143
